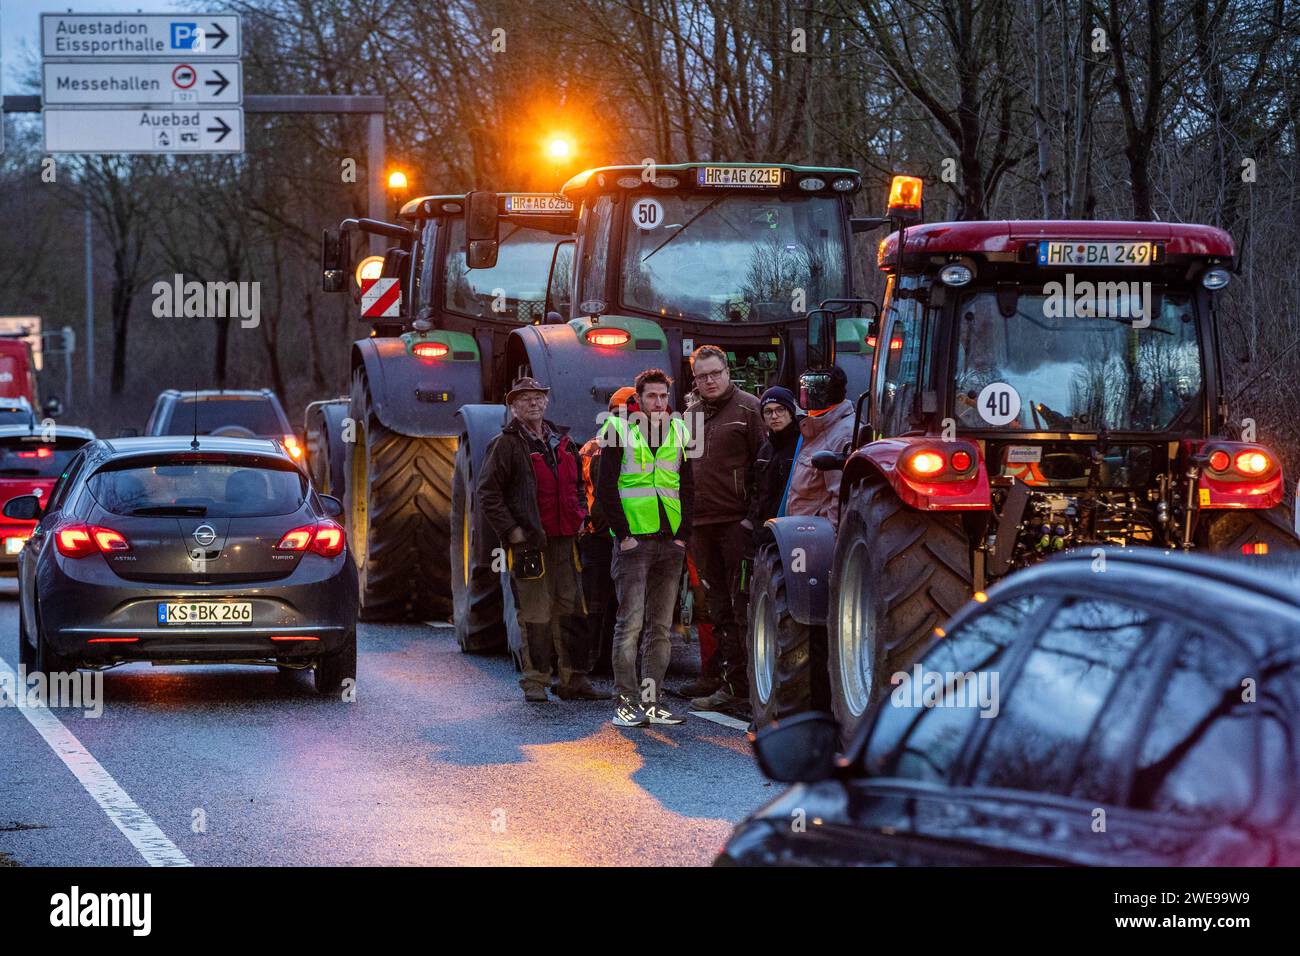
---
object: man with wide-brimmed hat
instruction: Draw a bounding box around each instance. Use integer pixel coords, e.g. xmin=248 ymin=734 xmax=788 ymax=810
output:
xmin=478 ymin=377 xmax=608 ymax=702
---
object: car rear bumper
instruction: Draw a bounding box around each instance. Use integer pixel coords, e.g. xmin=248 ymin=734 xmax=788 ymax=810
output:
xmin=38 ymin=551 xmax=358 ymax=663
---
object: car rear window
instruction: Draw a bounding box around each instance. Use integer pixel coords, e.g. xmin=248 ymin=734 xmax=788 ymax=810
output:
xmin=162 ymin=398 xmax=287 ymax=437
xmin=88 ymin=459 xmax=306 ymax=517
xmin=0 ymin=437 xmax=87 ymax=478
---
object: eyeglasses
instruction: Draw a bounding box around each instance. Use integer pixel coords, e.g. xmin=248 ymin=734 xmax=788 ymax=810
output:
xmin=694 ymin=369 xmax=727 ymax=382
xmin=762 ymin=406 xmax=791 ymax=417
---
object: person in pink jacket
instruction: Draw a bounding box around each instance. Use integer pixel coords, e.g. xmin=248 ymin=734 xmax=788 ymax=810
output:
xmin=786 ymin=366 xmax=856 ymax=529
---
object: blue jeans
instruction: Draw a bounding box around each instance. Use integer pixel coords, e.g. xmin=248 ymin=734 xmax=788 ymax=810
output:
xmin=610 ymin=534 xmax=685 ymax=702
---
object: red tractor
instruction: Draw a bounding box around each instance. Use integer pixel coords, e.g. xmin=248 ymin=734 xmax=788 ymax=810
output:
xmin=751 ymin=176 xmax=1299 ymax=737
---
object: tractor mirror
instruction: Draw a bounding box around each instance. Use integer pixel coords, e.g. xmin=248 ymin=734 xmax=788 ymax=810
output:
xmin=806 ymin=308 xmax=838 ymax=370
xmin=321 ymin=230 xmax=350 ymax=293
xmin=752 ymin=712 xmax=840 ymax=783
xmin=465 ymin=191 xmax=499 ymax=269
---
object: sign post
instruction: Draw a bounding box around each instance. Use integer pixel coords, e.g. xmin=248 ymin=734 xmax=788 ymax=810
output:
xmin=41 ymin=12 xmax=243 ymax=155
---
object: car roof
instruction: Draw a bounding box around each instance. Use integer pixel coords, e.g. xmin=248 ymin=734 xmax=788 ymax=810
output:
xmin=0 ymin=424 xmax=95 ymax=441
xmin=89 ymin=435 xmax=286 ymax=462
xmin=947 ymin=547 xmax=1300 ymax=659
xmin=156 ymin=389 xmax=278 ymax=400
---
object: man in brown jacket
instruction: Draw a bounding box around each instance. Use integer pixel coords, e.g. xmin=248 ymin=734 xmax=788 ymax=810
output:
xmin=682 ymin=345 xmax=765 ymax=715
xmin=477 ymin=377 xmax=608 ymax=703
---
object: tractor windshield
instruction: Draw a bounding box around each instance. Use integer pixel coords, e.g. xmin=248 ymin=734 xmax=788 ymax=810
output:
xmin=952 ymin=288 xmax=1202 ymax=432
xmin=443 ymin=219 xmax=561 ymax=322
xmin=618 ymin=194 xmax=846 ymax=323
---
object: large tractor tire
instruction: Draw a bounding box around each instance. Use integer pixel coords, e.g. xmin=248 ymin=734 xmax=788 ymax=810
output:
xmin=315 ymin=400 xmax=350 ymax=498
xmin=748 ymin=541 xmax=828 ymax=729
xmin=827 ymin=481 xmax=972 ymax=745
xmin=449 ymin=445 xmax=507 ymax=653
xmin=1196 ymin=504 xmax=1300 ymax=555
xmin=345 ymin=369 xmax=455 ymax=622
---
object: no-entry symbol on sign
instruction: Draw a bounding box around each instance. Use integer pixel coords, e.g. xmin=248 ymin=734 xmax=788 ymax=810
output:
xmin=361 ymin=278 xmax=401 ymax=318
xmin=172 ymin=64 xmax=196 ymax=89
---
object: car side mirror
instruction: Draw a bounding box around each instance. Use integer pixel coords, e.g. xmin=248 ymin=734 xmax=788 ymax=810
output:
xmin=319 ymin=494 xmax=343 ymax=519
xmin=811 ymin=450 xmax=846 ymax=472
xmin=42 ymin=397 xmax=63 ymax=418
xmin=752 ymin=712 xmax=840 ymax=783
xmin=3 ymin=495 xmax=42 ymax=521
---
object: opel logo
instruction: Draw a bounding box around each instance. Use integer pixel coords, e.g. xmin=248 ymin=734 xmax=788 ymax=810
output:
xmin=192 ymin=525 xmax=217 ymax=547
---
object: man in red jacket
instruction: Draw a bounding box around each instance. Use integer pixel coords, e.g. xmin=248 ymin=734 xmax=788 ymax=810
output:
xmin=478 ymin=377 xmax=609 ymax=703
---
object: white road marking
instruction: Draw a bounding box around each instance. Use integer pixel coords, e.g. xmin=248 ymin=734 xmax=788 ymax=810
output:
xmin=0 ymin=656 xmax=192 ymax=867
xmin=689 ymin=709 xmax=750 ymax=732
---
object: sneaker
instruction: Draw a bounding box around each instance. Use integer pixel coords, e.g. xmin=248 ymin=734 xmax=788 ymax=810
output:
xmin=554 ymin=679 xmax=613 ymax=701
xmin=642 ymin=700 xmax=686 ymax=725
xmin=523 ymin=685 xmax=549 ymax=702
xmin=612 ymin=695 xmax=650 ymax=727
xmin=676 ymin=676 xmax=721 ymax=699
xmin=690 ymin=687 xmax=744 ymax=712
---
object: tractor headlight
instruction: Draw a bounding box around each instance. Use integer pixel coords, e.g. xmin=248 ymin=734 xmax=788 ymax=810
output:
xmin=798 ymin=177 xmax=826 ymax=191
xmin=939 ymin=263 xmax=973 ymax=286
xmin=1202 ymin=267 xmax=1231 ymax=290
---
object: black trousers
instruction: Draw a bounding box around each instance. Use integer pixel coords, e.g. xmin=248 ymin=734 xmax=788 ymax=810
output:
xmin=690 ymin=520 xmax=749 ymax=695
xmin=579 ymin=531 xmax=616 ymax=671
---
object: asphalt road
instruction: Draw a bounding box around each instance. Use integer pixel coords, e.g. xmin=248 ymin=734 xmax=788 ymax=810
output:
xmin=0 ymin=581 xmax=770 ymax=866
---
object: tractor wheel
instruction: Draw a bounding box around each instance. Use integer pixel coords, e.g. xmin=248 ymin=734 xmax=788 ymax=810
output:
xmin=827 ymin=481 xmax=972 ymax=744
xmin=450 ymin=444 xmax=508 ymax=654
xmin=1196 ymin=502 xmax=1300 ymax=555
xmin=345 ymin=369 xmax=455 ymax=622
xmin=748 ymin=541 xmax=827 ymax=729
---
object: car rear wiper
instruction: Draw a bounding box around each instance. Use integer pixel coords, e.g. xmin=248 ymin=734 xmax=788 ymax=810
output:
xmin=129 ymin=505 xmax=208 ymax=516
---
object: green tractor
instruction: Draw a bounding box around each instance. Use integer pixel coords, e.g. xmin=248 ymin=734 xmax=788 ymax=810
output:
xmin=318 ymin=193 xmax=577 ymax=621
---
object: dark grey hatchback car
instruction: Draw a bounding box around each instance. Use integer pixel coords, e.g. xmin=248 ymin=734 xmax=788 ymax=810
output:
xmin=7 ymin=436 xmax=358 ymax=695
xmin=720 ymin=549 xmax=1300 ymax=866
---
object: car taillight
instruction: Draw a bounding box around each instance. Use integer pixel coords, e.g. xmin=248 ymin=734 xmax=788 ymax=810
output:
xmin=276 ymin=520 xmax=345 ymax=557
xmin=16 ymin=447 xmax=52 ymax=459
xmin=57 ymin=524 xmax=129 ymax=558
xmin=311 ymin=521 xmax=345 ymax=557
xmin=412 ymin=341 xmax=449 ymax=360
xmin=585 ymin=328 xmax=630 ymax=347
xmin=1208 ymin=449 xmax=1231 ymax=472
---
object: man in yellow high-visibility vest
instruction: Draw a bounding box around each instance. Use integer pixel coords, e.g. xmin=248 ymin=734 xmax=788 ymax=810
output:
xmin=595 ymin=368 xmax=694 ymax=728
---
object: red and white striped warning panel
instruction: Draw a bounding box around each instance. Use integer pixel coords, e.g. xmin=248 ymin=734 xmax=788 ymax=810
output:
xmin=360 ymin=277 xmax=401 ymax=318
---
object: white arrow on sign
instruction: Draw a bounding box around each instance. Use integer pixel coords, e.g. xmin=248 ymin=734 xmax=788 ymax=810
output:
xmin=43 ymin=108 xmax=244 ymax=154
xmin=42 ymin=13 xmax=241 ymax=59
xmin=42 ymin=62 xmax=242 ymax=106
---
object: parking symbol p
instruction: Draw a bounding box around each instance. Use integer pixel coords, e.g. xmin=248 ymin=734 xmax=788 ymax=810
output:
xmin=171 ymin=22 xmax=197 ymax=49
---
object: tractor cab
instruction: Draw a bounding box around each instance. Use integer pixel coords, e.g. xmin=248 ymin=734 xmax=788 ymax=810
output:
xmin=321 ymin=192 xmax=577 ymax=339
xmin=817 ymin=176 xmax=1292 ymax=579
xmin=464 ymin=163 xmax=874 ymax=400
